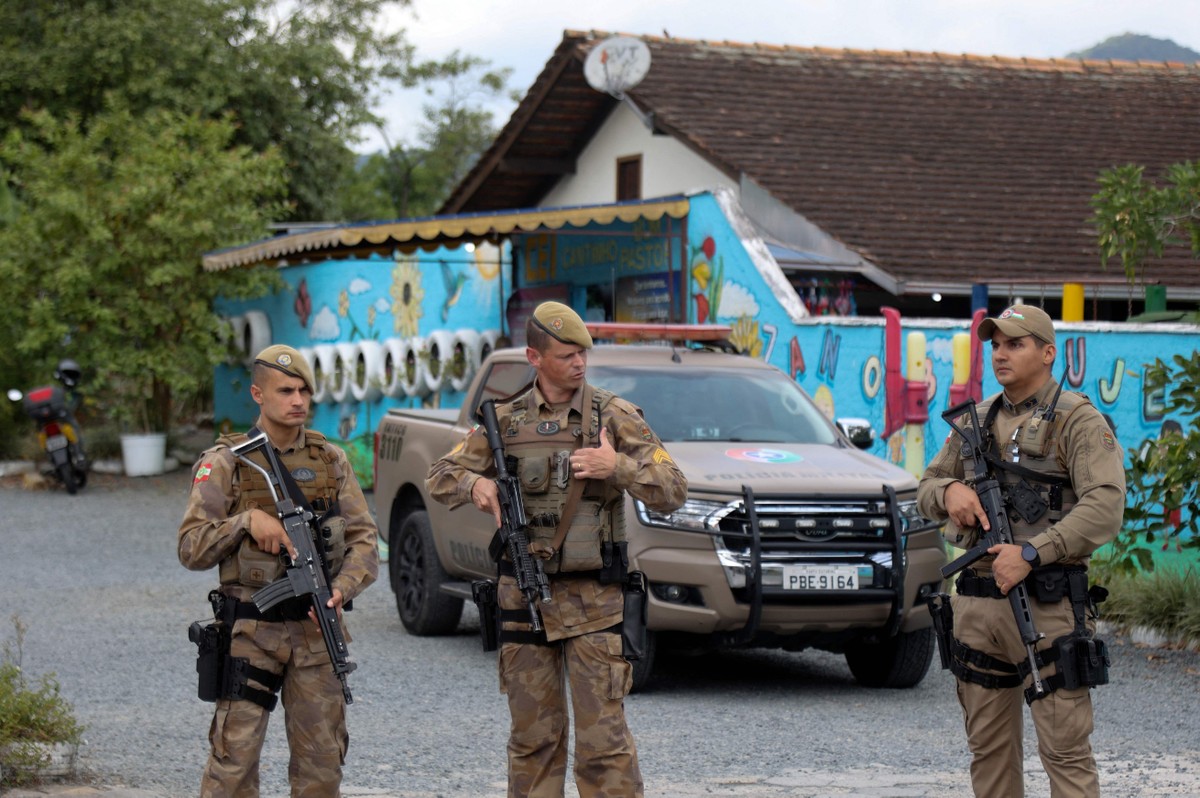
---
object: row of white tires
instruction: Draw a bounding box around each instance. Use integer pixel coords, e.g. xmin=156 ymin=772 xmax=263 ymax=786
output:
xmin=223 ymin=313 xmax=502 ymax=402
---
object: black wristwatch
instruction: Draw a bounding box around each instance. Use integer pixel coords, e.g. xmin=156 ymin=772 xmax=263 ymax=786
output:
xmin=1021 ymin=542 xmax=1041 ymax=568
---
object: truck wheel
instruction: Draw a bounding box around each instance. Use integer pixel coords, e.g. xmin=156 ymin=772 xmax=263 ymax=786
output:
xmin=391 ymin=510 xmax=463 ymax=635
xmin=844 ymin=626 xmax=934 ymax=688
xmin=629 ymin=631 xmax=657 ymax=693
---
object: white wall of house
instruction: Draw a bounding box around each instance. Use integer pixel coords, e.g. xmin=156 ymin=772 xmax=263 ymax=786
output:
xmin=540 ymin=102 xmax=737 ymax=207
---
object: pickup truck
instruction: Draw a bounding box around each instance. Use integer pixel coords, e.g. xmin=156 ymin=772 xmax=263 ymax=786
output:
xmin=373 ymin=325 xmax=946 ymax=690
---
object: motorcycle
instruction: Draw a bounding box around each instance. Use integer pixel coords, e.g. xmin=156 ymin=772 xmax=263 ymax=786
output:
xmin=7 ymin=359 xmax=90 ymax=494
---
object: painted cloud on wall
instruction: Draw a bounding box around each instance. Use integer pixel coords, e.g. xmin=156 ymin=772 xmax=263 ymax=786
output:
xmin=718 ymin=281 xmax=760 ymax=319
xmin=309 ymin=306 xmax=341 ymax=341
xmin=349 ymin=278 xmax=372 ymax=295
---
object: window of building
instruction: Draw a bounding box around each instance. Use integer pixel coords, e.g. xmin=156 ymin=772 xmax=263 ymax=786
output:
xmin=616 ymin=155 xmax=642 ymax=201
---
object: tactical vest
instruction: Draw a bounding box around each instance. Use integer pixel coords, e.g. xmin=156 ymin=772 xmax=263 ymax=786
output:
xmin=215 ymin=430 xmax=346 ymax=588
xmin=502 ymin=386 xmax=624 ymax=574
xmin=962 ymin=392 xmax=1086 ymax=552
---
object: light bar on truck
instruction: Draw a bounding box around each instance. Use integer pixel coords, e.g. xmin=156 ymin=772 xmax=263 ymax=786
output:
xmin=584 ymin=322 xmax=733 ymax=343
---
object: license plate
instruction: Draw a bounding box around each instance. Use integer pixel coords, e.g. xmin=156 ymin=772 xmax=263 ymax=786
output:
xmin=46 ymin=434 xmax=69 ymax=452
xmin=782 ymin=564 xmax=859 ymax=590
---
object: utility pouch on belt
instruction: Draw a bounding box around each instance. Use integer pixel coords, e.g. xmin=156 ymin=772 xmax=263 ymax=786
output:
xmin=598 ymin=540 xmax=629 ymax=585
xmin=472 ymin=580 xmax=499 ymax=652
xmin=621 ymin=571 xmax=649 ymax=661
xmin=926 ymin=593 xmax=954 ymax=670
xmin=188 ymin=620 xmax=229 ymax=703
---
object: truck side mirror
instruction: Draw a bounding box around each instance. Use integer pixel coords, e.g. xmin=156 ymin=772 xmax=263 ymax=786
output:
xmin=836 ymin=418 xmax=876 ymax=450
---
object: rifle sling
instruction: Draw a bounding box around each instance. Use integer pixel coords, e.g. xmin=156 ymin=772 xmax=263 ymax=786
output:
xmin=548 ymin=383 xmax=595 ymax=556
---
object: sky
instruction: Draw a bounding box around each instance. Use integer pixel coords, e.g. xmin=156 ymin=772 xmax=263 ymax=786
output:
xmin=359 ymin=0 xmax=1200 ymax=153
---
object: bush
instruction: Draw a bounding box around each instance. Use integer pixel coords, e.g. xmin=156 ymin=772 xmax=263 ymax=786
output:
xmin=1101 ymin=567 xmax=1200 ymax=647
xmin=0 ymin=616 xmax=84 ymax=787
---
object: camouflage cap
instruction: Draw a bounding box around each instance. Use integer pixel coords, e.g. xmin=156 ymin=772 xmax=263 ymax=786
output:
xmin=531 ymin=301 xmax=593 ymax=349
xmin=254 ymin=344 xmax=316 ymax=392
xmin=976 ymin=304 xmax=1056 ymax=346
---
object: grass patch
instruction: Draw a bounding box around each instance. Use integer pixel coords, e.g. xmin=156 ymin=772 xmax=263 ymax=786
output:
xmin=1101 ymin=566 xmax=1200 ymax=646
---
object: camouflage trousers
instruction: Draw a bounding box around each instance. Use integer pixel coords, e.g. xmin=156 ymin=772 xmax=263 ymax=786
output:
xmin=952 ymin=592 xmax=1098 ymax=798
xmin=499 ymin=631 xmax=642 ymax=797
xmin=200 ymin=617 xmax=348 ymax=798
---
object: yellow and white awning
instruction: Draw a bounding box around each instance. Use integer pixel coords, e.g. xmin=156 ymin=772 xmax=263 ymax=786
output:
xmin=202 ymin=197 xmax=691 ymax=271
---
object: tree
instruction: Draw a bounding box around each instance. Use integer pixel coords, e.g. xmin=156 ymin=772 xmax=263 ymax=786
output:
xmin=0 ymin=106 xmax=287 ymax=433
xmin=1091 ymin=161 xmax=1200 ymax=286
xmin=0 ymin=0 xmax=415 ymax=221
xmin=339 ymin=51 xmax=515 ymax=220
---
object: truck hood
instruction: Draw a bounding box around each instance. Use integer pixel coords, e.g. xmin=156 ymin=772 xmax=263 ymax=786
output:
xmin=666 ymin=442 xmax=918 ymax=495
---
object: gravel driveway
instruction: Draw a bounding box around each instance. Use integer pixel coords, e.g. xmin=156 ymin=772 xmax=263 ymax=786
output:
xmin=3 ymin=470 xmax=1199 ymax=797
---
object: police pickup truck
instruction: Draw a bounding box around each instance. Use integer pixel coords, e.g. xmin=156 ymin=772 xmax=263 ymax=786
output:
xmin=373 ymin=324 xmax=945 ymax=690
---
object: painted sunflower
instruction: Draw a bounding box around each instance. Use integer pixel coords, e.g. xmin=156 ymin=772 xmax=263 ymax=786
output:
xmin=391 ymin=257 xmax=425 ymax=338
xmin=730 ymin=316 xmax=763 ymax=359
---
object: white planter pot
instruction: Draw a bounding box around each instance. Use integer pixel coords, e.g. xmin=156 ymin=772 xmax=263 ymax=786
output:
xmin=121 ymin=432 xmax=168 ymax=477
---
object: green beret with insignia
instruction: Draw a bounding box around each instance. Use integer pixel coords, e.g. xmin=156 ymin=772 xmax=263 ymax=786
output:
xmin=254 ymin=344 xmax=316 ymax=392
xmin=531 ymin=301 xmax=593 ymax=349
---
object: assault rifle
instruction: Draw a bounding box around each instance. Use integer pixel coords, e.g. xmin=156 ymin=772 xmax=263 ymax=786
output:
xmin=480 ymin=399 xmax=553 ymax=632
xmin=940 ymin=400 xmax=1047 ymax=702
xmin=231 ymin=434 xmax=356 ymax=704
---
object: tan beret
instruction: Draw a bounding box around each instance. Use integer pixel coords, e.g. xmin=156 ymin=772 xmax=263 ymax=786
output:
xmin=254 ymin=344 xmax=316 ymax=392
xmin=532 ymin=301 xmax=593 ymax=349
xmin=976 ymin=304 xmax=1055 ymax=346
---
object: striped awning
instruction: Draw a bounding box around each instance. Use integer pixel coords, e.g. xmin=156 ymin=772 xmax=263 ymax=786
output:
xmin=202 ymin=196 xmax=691 ymax=271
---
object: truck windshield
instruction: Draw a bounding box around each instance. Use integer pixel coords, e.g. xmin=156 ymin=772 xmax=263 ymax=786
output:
xmin=588 ymin=365 xmax=838 ymax=444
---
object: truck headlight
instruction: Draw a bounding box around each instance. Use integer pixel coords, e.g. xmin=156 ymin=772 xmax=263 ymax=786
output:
xmin=897 ymin=498 xmax=936 ymax=536
xmin=635 ymin=498 xmax=729 ymax=532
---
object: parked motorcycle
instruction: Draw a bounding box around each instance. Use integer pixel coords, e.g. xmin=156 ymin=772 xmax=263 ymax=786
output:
xmin=7 ymin=359 xmax=90 ymax=494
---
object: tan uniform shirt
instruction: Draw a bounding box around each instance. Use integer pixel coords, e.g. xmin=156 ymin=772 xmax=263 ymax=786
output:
xmin=426 ymin=381 xmax=687 ymax=640
xmin=918 ymin=379 xmax=1126 ymax=569
xmin=178 ymin=421 xmax=379 ymax=603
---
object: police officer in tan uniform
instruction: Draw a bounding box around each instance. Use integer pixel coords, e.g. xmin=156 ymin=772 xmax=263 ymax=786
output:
xmin=179 ymin=344 xmax=378 ymax=798
xmin=919 ymin=305 xmax=1126 ymax=798
xmin=427 ymin=301 xmax=687 ymax=798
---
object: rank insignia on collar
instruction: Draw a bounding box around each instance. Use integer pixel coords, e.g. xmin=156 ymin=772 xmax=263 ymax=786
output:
xmin=537 ymin=421 xmax=560 ymax=435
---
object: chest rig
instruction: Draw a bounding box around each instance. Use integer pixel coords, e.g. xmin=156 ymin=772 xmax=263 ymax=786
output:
xmin=963 ymin=390 xmax=1086 ymax=545
xmin=501 ymin=386 xmax=623 ymax=574
xmin=215 ymin=430 xmax=344 ymax=588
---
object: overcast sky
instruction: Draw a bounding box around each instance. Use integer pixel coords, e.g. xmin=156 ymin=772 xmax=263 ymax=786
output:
xmin=359 ymin=0 xmax=1200 ymax=153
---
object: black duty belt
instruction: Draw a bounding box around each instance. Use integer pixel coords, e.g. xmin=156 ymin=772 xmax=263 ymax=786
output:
xmin=956 ymin=564 xmax=1088 ymax=601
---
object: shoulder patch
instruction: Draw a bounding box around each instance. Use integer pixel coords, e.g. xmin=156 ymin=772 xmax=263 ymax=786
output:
xmin=1100 ymin=430 xmax=1116 ymax=451
xmin=194 ymin=464 xmax=213 ymax=484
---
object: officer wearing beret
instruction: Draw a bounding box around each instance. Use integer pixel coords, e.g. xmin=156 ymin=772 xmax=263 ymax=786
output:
xmin=918 ymin=305 xmax=1126 ymax=798
xmin=427 ymin=301 xmax=687 ymax=797
xmin=179 ymin=344 xmax=378 ymax=797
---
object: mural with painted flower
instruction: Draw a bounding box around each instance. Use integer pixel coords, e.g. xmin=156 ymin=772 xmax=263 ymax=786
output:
xmin=391 ymin=256 xmax=424 ymax=337
xmin=718 ymin=281 xmax=763 ymax=357
xmin=690 ymin=235 xmax=723 ymax=324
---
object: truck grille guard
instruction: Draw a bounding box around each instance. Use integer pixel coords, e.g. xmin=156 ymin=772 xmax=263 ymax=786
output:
xmin=713 ymin=484 xmax=914 ymax=646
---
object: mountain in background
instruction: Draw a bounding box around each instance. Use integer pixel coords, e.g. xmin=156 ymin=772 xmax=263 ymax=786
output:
xmin=1068 ymin=32 xmax=1200 ymax=62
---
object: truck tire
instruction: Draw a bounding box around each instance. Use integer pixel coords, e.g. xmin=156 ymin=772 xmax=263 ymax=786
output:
xmin=391 ymin=510 xmax=463 ymax=635
xmin=844 ymin=626 xmax=934 ymax=689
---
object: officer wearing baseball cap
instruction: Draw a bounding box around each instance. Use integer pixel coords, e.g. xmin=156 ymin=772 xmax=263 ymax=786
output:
xmin=179 ymin=341 xmax=378 ymax=797
xmin=918 ymin=304 xmax=1126 ymax=798
xmin=976 ymin=303 xmax=1056 ymax=346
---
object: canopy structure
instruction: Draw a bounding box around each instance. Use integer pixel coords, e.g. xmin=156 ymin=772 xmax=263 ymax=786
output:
xmin=202 ymin=196 xmax=692 ymax=271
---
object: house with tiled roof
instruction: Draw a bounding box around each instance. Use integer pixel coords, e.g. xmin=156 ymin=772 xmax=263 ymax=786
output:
xmin=444 ymin=30 xmax=1200 ymax=318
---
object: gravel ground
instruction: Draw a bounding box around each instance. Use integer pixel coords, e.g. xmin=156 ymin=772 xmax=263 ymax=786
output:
xmin=3 ymin=469 xmax=1200 ymax=797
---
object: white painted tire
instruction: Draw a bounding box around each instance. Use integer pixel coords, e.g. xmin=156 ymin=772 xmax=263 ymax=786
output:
xmin=449 ymin=329 xmax=482 ymax=393
xmin=380 ymin=338 xmax=408 ymax=399
xmin=351 ymin=340 xmax=384 ymax=402
xmin=241 ymin=311 xmax=272 ymax=367
xmin=423 ymin=329 xmax=455 ymax=395
xmin=479 ymin=328 xmax=502 ymax=362
xmin=310 ymin=344 xmax=337 ymax=404
xmin=399 ymin=337 xmax=430 ymax=398
xmin=331 ymin=342 xmax=357 ymax=403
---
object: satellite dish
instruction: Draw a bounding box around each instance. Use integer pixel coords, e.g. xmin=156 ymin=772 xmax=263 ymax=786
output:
xmin=584 ymin=36 xmax=652 ymax=96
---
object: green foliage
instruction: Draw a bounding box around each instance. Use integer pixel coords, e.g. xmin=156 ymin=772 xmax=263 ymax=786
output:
xmin=0 ymin=0 xmax=415 ymax=221
xmin=0 ymin=105 xmax=287 ymax=433
xmin=1101 ymin=567 xmax=1200 ymax=646
xmin=0 ymin=616 xmax=84 ymax=787
xmin=1091 ymin=161 xmax=1200 ymax=284
xmin=1093 ymin=351 xmax=1200 ymax=580
xmin=339 ymin=51 xmax=515 ymax=220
